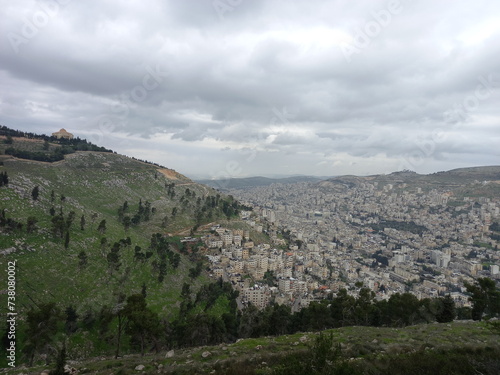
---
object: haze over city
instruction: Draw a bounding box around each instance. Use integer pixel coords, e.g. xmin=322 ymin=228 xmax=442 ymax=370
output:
xmin=1 ymin=0 xmax=499 ymax=179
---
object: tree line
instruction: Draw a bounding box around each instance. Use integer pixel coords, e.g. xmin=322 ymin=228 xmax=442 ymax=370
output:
xmin=1 ymin=125 xmax=113 ymax=163
xmin=1 ymin=272 xmax=498 ymax=368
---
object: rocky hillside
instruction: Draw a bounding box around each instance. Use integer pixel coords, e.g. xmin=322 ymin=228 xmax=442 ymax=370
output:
xmin=0 ymin=132 xmax=250 ymax=366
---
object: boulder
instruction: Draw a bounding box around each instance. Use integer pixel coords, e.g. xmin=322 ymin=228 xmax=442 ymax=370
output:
xmin=135 ymin=364 xmax=145 ymax=371
xmin=202 ymin=351 xmax=211 ymax=358
xmin=165 ymin=350 xmax=175 ymax=358
xmin=64 ymin=365 xmax=78 ymax=375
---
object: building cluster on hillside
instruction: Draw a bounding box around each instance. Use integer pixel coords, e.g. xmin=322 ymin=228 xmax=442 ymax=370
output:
xmin=205 ymin=180 xmax=500 ymax=310
xmin=51 ymin=128 xmax=74 ymax=139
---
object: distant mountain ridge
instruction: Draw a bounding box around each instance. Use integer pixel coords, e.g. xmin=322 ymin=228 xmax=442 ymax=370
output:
xmin=319 ymin=166 xmax=500 ymax=198
xmin=197 ymin=166 xmax=500 ymax=193
xmin=196 ymin=175 xmax=326 ymax=190
xmin=322 ymin=166 xmax=500 ymax=184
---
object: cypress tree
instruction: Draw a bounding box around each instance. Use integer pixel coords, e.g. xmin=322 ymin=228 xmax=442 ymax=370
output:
xmin=436 ymin=295 xmax=456 ymax=323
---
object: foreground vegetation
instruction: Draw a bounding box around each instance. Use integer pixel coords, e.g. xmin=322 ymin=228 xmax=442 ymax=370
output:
xmin=1 ymin=271 xmax=497 ymax=369
xmin=2 ymin=321 xmax=499 ymax=374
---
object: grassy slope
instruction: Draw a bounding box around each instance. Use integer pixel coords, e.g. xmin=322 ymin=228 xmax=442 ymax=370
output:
xmin=0 ymin=150 xmax=220 ymax=318
xmin=3 ymin=321 xmax=498 ymax=374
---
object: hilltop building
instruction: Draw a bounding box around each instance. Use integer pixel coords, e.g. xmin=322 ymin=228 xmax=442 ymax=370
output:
xmin=52 ymin=128 xmax=74 ymax=139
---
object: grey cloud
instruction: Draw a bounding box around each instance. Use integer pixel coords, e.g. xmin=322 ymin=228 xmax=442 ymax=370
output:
xmin=0 ymin=0 xmax=499 ymax=177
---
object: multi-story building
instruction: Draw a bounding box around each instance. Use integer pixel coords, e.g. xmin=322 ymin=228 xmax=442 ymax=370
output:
xmin=243 ymin=287 xmax=270 ymax=309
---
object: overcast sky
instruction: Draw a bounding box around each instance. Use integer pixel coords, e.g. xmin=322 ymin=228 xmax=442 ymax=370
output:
xmin=1 ymin=0 xmax=499 ymax=179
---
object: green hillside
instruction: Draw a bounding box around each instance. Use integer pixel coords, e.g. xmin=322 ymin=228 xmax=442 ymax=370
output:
xmin=0 ymin=134 xmax=248 ymax=365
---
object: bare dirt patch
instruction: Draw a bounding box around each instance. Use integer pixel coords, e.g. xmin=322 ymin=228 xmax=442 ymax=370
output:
xmin=157 ymin=168 xmax=183 ymax=180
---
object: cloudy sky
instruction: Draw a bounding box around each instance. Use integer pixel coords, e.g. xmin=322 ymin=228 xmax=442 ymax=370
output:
xmin=1 ymin=0 xmax=499 ymax=179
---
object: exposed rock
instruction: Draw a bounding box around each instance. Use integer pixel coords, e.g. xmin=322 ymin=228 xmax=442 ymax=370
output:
xmin=299 ymin=336 xmax=308 ymax=343
xmin=202 ymin=351 xmax=211 ymax=358
xmin=0 ymin=247 xmax=16 ymax=255
xmin=255 ymin=345 xmax=262 ymax=350
xmin=135 ymin=364 xmax=145 ymax=371
xmin=165 ymin=350 xmax=175 ymax=358
xmin=372 ymin=339 xmax=379 ymax=344
xmin=64 ymin=364 xmax=78 ymax=374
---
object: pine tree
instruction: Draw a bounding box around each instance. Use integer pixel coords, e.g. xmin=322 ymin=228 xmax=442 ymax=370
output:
xmin=64 ymin=231 xmax=70 ymax=249
xmin=436 ymin=295 xmax=456 ymax=323
xmin=66 ymin=211 xmax=76 ymax=230
xmin=49 ymin=343 xmax=66 ymax=375
xmin=78 ymin=251 xmax=88 ymax=269
xmin=107 ymin=242 xmax=121 ymax=274
xmin=465 ymin=277 xmax=500 ymax=320
xmin=123 ymin=216 xmax=131 ymax=231
xmin=123 ymin=294 xmax=160 ymax=356
xmin=65 ymin=306 xmax=79 ymax=334
xmin=26 ymin=216 xmax=38 ymax=234
xmin=0 ymin=172 xmax=8 ymax=186
xmin=51 ymin=214 xmax=65 ymax=238
xmin=24 ymin=303 xmax=62 ymax=366
xmin=31 ymin=186 xmax=40 ymax=201
xmin=97 ymin=219 xmax=106 ymax=234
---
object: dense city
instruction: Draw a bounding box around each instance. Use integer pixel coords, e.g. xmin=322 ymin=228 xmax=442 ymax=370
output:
xmin=203 ymin=173 xmax=500 ymax=311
